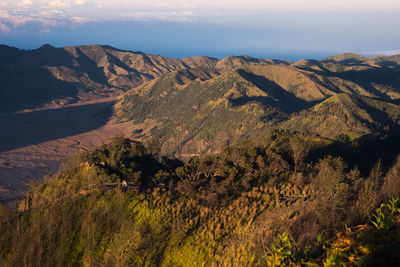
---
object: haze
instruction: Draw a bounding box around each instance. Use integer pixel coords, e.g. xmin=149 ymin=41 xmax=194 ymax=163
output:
xmin=0 ymin=0 xmax=400 ymax=60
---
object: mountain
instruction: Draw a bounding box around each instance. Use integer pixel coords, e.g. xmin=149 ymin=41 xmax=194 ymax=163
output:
xmin=0 ymin=44 xmax=190 ymax=113
xmin=282 ymin=93 xmax=400 ymax=139
xmin=322 ymin=52 xmax=369 ymax=64
xmin=113 ymin=66 xmax=310 ymax=157
xmin=0 ymin=45 xmax=301 ymax=114
xmin=3 ymin=44 xmax=399 ymax=155
xmin=114 ymin=60 xmax=400 ymax=157
xmin=181 ymin=56 xmax=219 ymax=68
xmin=215 ymin=55 xmax=289 ymax=70
xmin=322 ymin=52 xmax=400 ymax=68
xmin=2 ymin=46 xmax=400 ymax=266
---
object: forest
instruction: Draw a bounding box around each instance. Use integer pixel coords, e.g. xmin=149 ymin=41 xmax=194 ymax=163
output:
xmin=1 ymin=131 xmax=399 ymax=266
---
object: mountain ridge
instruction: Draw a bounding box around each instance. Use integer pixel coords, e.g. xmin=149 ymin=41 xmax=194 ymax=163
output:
xmin=2 ymin=43 xmax=400 ymax=157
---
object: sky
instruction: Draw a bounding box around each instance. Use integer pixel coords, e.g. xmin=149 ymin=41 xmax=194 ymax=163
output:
xmin=0 ymin=0 xmax=400 ymax=60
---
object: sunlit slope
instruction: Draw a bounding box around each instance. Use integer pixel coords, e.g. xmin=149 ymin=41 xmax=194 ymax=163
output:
xmin=282 ymin=93 xmax=400 ymax=138
xmin=0 ymin=44 xmax=189 ymax=113
xmin=114 ymin=61 xmax=400 ymax=156
xmin=114 ymin=67 xmax=307 ymax=156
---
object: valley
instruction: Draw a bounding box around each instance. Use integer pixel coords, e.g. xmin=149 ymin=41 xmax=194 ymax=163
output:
xmin=0 ymin=98 xmax=137 ymax=206
xmin=2 ymin=44 xmax=400 ymax=206
xmin=1 ymin=44 xmax=400 ymax=265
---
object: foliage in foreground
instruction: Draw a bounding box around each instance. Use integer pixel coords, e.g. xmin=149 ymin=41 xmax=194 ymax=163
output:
xmin=1 ymin=133 xmax=400 ymax=266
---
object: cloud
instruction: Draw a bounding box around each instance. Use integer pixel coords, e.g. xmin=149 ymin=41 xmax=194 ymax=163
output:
xmin=75 ymin=0 xmax=87 ymax=6
xmin=70 ymin=16 xmax=93 ymax=24
xmin=156 ymin=2 xmax=198 ymax=9
xmin=181 ymin=3 xmax=198 ymax=9
xmin=157 ymin=3 xmax=170 ymax=8
xmin=0 ymin=22 xmax=11 ymax=34
xmin=49 ymin=0 xmax=70 ymax=8
xmin=364 ymin=50 xmax=400 ymax=56
xmin=17 ymin=0 xmax=33 ymax=7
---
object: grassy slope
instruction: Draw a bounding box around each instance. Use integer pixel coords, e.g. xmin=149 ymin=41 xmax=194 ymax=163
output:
xmin=0 ymin=45 xmax=189 ymax=113
xmin=282 ymin=94 xmax=400 ymax=139
xmin=114 ymin=67 xmax=305 ymax=157
xmin=1 ymin=135 xmax=400 ymax=266
xmin=114 ymin=61 xmax=400 ymax=156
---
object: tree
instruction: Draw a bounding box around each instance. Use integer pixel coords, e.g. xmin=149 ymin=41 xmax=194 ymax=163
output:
xmin=289 ymin=136 xmax=310 ymax=175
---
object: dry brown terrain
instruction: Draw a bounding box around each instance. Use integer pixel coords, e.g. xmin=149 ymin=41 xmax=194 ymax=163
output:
xmin=0 ymin=98 xmax=137 ymax=207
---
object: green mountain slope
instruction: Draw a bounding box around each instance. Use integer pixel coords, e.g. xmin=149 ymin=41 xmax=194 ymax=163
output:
xmin=282 ymin=93 xmax=400 ymax=138
xmin=114 ymin=61 xmax=400 ymax=156
xmin=3 ymin=44 xmax=400 ymax=155
xmin=113 ymin=67 xmax=309 ymax=157
xmin=1 ymin=135 xmax=400 ymax=266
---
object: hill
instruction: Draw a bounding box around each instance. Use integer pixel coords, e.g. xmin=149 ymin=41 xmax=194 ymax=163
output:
xmin=282 ymin=94 xmax=400 ymax=139
xmin=114 ymin=61 xmax=400 ymax=157
xmin=2 ymin=46 xmax=400 ymax=265
xmin=322 ymin=52 xmax=369 ymax=64
xmin=1 ymin=135 xmax=399 ymax=266
xmin=113 ymin=66 xmax=311 ymax=157
xmin=0 ymin=45 xmax=301 ymax=114
xmin=3 ymin=44 xmax=400 ymax=202
xmin=0 ymin=44 xmax=190 ymax=113
xmin=322 ymin=52 xmax=400 ymax=68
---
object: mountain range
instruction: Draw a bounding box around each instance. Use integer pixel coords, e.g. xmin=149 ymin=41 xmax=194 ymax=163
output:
xmin=2 ymin=44 xmax=400 ymax=158
xmin=2 ymin=44 xmax=400 ymax=266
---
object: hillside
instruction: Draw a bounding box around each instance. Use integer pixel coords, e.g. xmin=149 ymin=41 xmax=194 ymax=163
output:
xmin=2 ymin=44 xmax=400 ymax=115
xmin=113 ymin=66 xmax=310 ymax=157
xmin=282 ymin=94 xmax=400 ymax=139
xmin=0 ymin=44 xmax=189 ymax=113
xmin=2 ymin=45 xmax=400 ymax=203
xmin=322 ymin=52 xmax=400 ymax=68
xmin=2 ymin=46 xmax=400 ymax=265
xmin=1 ymin=135 xmax=400 ymax=266
xmin=322 ymin=52 xmax=369 ymax=64
xmin=114 ymin=60 xmax=400 ymax=157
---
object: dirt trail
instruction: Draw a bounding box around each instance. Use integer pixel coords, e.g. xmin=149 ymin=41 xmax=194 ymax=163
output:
xmin=0 ymin=98 xmax=137 ymax=207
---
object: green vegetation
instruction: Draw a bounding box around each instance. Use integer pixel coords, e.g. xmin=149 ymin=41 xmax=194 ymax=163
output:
xmin=113 ymin=58 xmax=400 ymax=158
xmin=114 ymin=68 xmax=292 ymax=157
xmin=3 ymin=46 xmax=400 ymax=265
xmin=282 ymin=94 xmax=400 ymax=139
xmin=1 ymin=133 xmax=400 ymax=266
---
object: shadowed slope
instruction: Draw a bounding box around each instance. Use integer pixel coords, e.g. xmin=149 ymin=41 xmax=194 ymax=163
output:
xmin=282 ymin=94 xmax=400 ymax=138
xmin=114 ymin=67 xmax=311 ymax=157
xmin=0 ymin=102 xmax=113 ymax=153
xmin=0 ymin=45 xmax=190 ymax=114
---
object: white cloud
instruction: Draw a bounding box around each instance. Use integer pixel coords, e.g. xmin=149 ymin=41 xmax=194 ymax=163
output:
xmin=181 ymin=11 xmax=194 ymax=15
xmin=0 ymin=22 xmax=11 ymax=34
xmin=70 ymin=16 xmax=92 ymax=24
xmin=156 ymin=2 xmax=198 ymax=9
xmin=365 ymin=50 xmax=400 ymax=56
xmin=75 ymin=0 xmax=87 ymax=6
xmin=17 ymin=0 xmax=33 ymax=7
xmin=49 ymin=0 xmax=70 ymax=8
xmin=181 ymin=3 xmax=198 ymax=9
xmin=157 ymin=3 xmax=170 ymax=8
